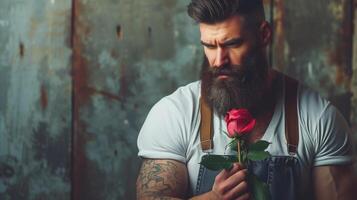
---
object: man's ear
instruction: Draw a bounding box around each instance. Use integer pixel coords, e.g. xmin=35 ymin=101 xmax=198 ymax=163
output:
xmin=259 ymin=21 xmax=272 ymax=46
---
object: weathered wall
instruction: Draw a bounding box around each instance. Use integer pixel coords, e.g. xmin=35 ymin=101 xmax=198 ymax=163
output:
xmin=0 ymin=0 xmax=72 ymax=199
xmin=0 ymin=0 xmax=355 ymax=199
xmin=273 ymin=0 xmax=356 ymax=147
xmin=352 ymin=0 xmax=357 ymax=143
xmin=71 ymin=0 xmax=203 ymax=199
xmin=273 ymin=0 xmax=353 ymax=120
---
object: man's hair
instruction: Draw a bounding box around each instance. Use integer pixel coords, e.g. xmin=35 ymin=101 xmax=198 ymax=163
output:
xmin=187 ymin=0 xmax=265 ymax=26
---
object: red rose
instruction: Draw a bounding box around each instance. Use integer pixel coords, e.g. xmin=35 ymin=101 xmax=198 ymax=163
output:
xmin=225 ymin=109 xmax=256 ymax=138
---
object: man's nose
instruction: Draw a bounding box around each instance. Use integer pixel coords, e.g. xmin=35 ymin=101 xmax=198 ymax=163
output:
xmin=214 ymin=47 xmax=228 ymax=67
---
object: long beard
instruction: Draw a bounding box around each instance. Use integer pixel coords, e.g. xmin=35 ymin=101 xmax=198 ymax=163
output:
xmin=201 ymin=51 xmax=269 ymax=116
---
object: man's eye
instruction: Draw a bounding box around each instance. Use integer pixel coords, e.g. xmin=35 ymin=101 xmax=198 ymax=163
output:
xmin=224 ymin=39 xmax=243 ymax=48
xmin=205 ymin=45 xmax=216 ymax=49
xmin=225 ymin=42 xmax=242 ymax=48
xmin=226 ymin=44 xmax=239 ymax=48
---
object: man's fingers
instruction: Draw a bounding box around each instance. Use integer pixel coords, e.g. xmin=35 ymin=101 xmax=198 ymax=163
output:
xmin=219 ymin=169 xmax=248 ymax=193
xmin=227 ymin=163 xmax=244 ymax=176
xmin=235 ymin=192 xmax=250 ymax=200
xmin=213 ymin=163 xmax=249 ymax=199
xmin=216 ymin=163 xmax=242 ymax=181
xmin=224 ymin=180 xmax=249 ymax=200
xmin=227 ymin=169 xmax=248 ymax=183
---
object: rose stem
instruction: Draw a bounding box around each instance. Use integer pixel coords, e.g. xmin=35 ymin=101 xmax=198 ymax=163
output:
xmin=237 ymin=140 xmax=241 ymax=163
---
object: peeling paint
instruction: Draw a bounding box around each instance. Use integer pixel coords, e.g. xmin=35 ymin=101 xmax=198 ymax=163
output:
xmin=273 ymin=0 xmax=286 ymax=71
xmin=40 ymin=85 xmax=48 ymax=110
xmin=71 ymin=0 xmax=92 ymax=199
xmin=327 ymin=0 xmax=353 ymax=89
xmin=0 ymin=0 xmax=72 ymax=199
xmin=116 ymin=24 xmax=122 ymax=39
xmin=328 ymin=1 xmax=344 ymax=20
xmin=274 ymin=0 xmax=352 ymax=103
xmin=71 ymin=0 xmax=199 ymax=199
xmin=19 ymin=42 xmax=24 ymax=58
xmin=351 ymin=0 xmax=357 ymax=144
xmin=119 ymin=64 xmax=127 ymax=101
xmin=148 ymin=26 xmax=152 ymax=37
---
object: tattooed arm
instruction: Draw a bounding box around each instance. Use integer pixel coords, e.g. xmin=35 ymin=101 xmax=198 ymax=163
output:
xmin=136 ymin=159 xmax=217 ymax=199
xmin=136 ymin=159 xmax=249 ymax=200
xmin=136 ymin=159 xmax=189 ymax=200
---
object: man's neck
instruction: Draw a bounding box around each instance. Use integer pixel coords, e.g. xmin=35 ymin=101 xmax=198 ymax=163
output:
xmin=251 ymin=69 xmax=278 ymax=116
xmin=248 ymin=69 xmax=279 ymax=143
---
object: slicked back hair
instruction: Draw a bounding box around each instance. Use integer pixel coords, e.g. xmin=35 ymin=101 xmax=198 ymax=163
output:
xmin=187 ymin=0 xmax=265 ymax=27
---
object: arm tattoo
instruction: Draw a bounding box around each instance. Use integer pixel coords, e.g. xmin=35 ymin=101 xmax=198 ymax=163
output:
xmin=137 ymin=159 xmax=188 ymax=199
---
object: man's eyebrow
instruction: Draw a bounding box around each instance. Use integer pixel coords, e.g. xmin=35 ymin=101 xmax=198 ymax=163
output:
xmin=221 ymin=38 xmax=243 ymax=47
xmin=200 ymin=38 xmax=243 ymax=48
xmin=200 ymin=41 xmax=216 ymax=47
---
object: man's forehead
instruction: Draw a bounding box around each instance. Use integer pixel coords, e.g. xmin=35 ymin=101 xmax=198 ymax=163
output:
xmin=199 ymin=15 xmax=245 ymax=43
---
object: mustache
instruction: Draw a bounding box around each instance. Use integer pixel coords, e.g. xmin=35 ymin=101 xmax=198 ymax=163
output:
xmin=206 ymin=64 xmax=253 ymax=83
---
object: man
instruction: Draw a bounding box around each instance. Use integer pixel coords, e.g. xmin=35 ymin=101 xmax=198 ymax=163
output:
xmin=136 ymin=0 xmax=356 ymax=199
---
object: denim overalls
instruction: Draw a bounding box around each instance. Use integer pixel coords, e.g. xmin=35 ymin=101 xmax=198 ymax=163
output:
xmin=195 ymin=76 xmax=301 ymax=200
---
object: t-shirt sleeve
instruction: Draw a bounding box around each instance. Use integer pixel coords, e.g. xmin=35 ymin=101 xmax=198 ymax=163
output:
xmin=313 ymin=103 xmax=355 ymax=166
xmin=137 ymin=97 xmax=188 ymax=163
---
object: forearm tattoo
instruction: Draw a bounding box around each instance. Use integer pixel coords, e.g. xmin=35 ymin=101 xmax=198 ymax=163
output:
xmin=136 ymin=159 xmax=188 ymax=199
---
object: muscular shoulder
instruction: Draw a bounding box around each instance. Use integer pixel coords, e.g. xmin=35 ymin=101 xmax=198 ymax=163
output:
xmin=297 ymin=84 xmax=353 ymax=166
xmin=297 ymin=85 xmax=330 ymax=133
xmin=148 ymin=81 xmax=201 ymax=131
xmin=148 ymin=81 xmax=201 ymax=120
xmin=137 ymin=81 xmax=201 ymax=162
xmin=151 ymin=81 xmax=201 ymax=136
xmin=164 ymin=81 xmax=201 ymax=113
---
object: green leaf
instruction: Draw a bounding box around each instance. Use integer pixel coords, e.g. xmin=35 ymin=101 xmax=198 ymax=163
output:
xmin=249 ymin=174 xmax=271 ymax=200
xmin=199 ymin=155 xmax=237 ymax=171
xmin=227 ymin=139 xmax=238 ymax=151
xmin=247 ymin=151 xmax=271 ymax=161
xmin=249 ymin=140 xmax=271 ymax=152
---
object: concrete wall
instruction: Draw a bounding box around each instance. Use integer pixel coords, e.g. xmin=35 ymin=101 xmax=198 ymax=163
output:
xmin=0 ymin=0 xmax=355 ymax=199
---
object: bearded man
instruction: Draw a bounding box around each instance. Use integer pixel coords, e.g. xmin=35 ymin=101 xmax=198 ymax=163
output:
xmin=136 ymin=0 xmax=356 ymax=199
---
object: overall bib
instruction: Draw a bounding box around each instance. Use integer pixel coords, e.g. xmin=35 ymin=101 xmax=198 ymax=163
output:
xmin=195 ymin=76 xmax=300 ymax=200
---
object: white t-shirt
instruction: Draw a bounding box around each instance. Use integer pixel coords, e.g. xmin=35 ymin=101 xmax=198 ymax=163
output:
xmin=137 ymin=78 xmax=354 ymax=195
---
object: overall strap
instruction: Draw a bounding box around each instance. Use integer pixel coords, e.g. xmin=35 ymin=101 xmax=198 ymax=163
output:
xmin=199 ymin=97 xmax=213 ymax=151
xmin=284 ymin=76 xmax=299 ymax=155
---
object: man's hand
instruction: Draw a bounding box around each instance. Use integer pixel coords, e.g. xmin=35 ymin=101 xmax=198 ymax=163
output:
xmin=136 ymin=159 xmax=250 ymax=200
xmin=211 ymin=163 xmax=250 ymax=200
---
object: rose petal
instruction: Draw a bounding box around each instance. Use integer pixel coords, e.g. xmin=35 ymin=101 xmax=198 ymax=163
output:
xmin=227 ymin=121 xmax=238 ymax=138
xmin=225 ymin=109 xmax=256 ymax=136
xmin=224 ymin=114 xmax=230 ymax=123
xmin=239 ymin=119 xmax=256 ymax=135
